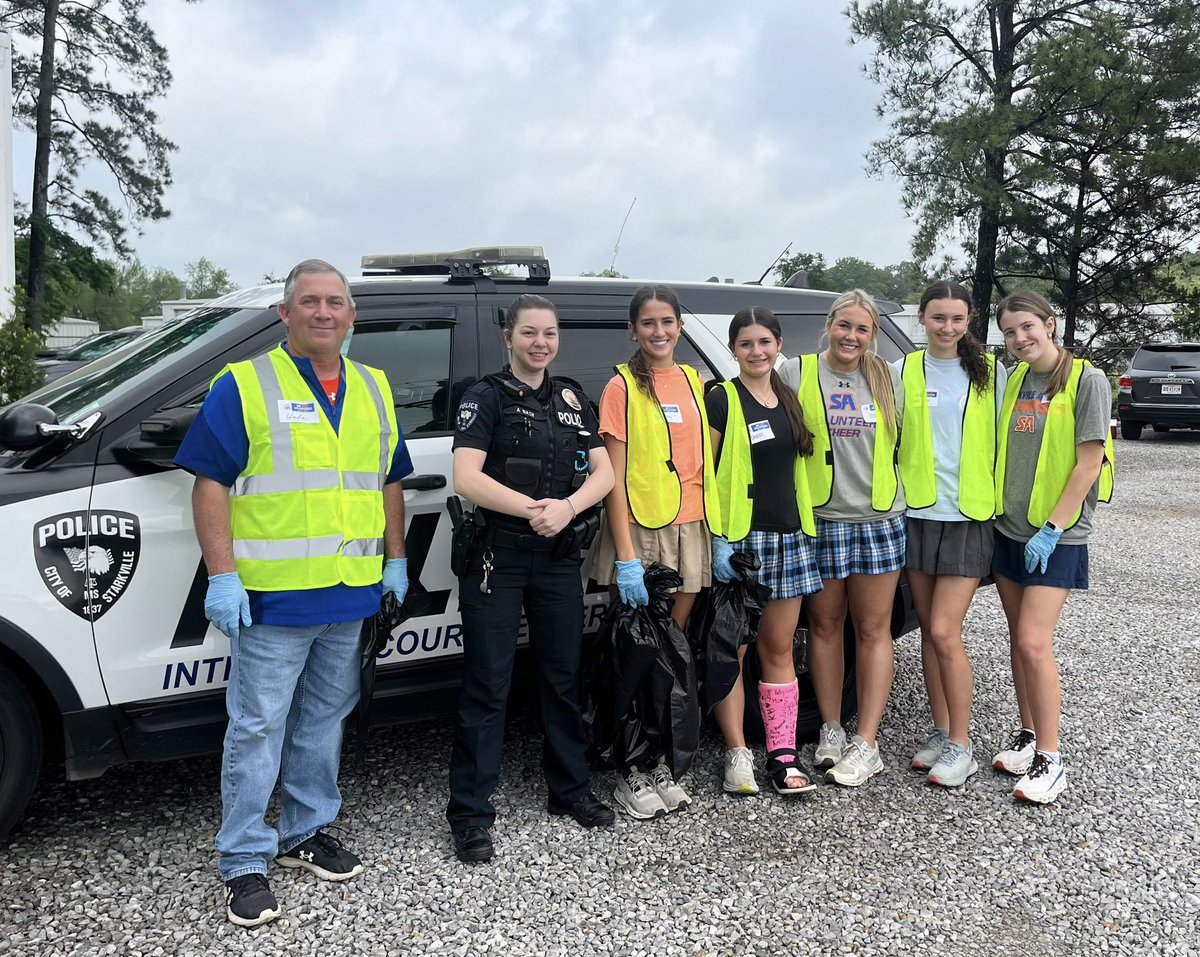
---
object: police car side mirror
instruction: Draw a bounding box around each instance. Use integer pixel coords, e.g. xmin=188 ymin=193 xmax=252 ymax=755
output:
xmin=0 ymin=403 xmax=57 ymax=451
xmin=138 ymin=407 xmax=199 ymax=446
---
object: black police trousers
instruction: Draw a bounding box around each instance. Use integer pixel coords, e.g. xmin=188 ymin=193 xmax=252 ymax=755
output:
xmin=446 ymin=541 xmax=591 ymax=832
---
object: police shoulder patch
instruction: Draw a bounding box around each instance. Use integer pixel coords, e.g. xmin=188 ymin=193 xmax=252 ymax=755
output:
xmin=457 ymin=405 xmax=479 ymax=432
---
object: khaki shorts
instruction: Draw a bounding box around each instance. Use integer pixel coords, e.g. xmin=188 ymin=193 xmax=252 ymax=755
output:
xmin=589 ymin=516 xmax=712 ymax=593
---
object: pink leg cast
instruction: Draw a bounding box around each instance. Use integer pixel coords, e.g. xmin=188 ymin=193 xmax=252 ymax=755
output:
xmin=759 ymin=680 xmax=799 ymax=761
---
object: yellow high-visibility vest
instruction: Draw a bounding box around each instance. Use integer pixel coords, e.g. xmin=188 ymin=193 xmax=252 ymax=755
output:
xmin=616 ymin=363 xmax=720 ymax=530
xmin=710 ymin=380 xmax=816 ymax=541
xmin=223 ymin=345 xmax=398 ymax=590
xmin=898 ymin=351 xmax=998 ymax=521
xmin=995 ymin=358 xmax=1114 ymax=529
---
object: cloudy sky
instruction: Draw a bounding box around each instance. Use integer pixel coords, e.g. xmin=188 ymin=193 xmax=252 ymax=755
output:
xmin=12 ymin=0 xmax=917 ymax=288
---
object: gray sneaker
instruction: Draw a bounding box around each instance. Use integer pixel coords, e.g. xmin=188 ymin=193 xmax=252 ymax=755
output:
xmin=613 ymin=769 xmax=667 ymax=820
xmin=993 ymin=728 xmax=1036 ymax=775
xmin=651 ymin=762 xmax=691 ymax=812
xmin=927 ymin=740 xmax=979 ymax=788
xmin=825 ymin=735 xmax=884 ymax=786
xmin=911 ymin=728 xmax=949 ymax=771
xmin=813 ymin=721 xmax=847 ymax=769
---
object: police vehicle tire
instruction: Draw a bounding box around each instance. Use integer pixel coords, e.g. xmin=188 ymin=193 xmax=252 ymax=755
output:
xmin=741 ymin=621 xmax=857 ymax=744
xmin=0 ymin=661 xmax=42 ymax=844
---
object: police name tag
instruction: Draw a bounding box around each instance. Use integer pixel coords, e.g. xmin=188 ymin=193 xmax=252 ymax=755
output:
xmin=748 ymin=419 xmax=775 ymax=444
xmin=862 ymin=403 xmax=878 ymax=424
xmin=661 ymin=403 xmax=684 ymax=424
xmin=278 ymin=400 xmax=320 ymax=424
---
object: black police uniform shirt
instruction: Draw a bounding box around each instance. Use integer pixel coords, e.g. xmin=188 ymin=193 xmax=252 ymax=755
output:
xmin=453 ymin=371 xmax=604 ymax=533
xmin=705 ymin=379 xmax=803 ymax=533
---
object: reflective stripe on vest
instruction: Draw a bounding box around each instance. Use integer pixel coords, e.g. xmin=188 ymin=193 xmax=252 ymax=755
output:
xmin=616 ymin=363 xmax=720 ymax=530
xmin=711 ymin=380 xmax=816 ymax=541
xmin=223 ymin=346 xmax=398 ymax=590
xmin=795 ymin=354 xmax=898 ymax=512
xmin=897 ymin=351 xmax=998 ymax=521
xmin=995 ymin=358 xmax=1115 ymax=530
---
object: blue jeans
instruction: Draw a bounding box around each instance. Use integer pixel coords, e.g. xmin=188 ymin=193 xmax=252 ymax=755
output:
xmin=215 ymin=619 xmax=362 ymax=881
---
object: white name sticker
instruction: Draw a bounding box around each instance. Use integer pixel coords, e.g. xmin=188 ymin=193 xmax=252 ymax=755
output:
xmin=748 ymin=419 xmax=775 ymax=444
xmin=862 ymin=403 xmax=878 ymax=424
xmin=926 ymin=389 xmax=939 ymax=408
xmin=661 ymin=403 xmax=684 ymax=424
xmin=278 ymin=400 xmax=320 ymax=424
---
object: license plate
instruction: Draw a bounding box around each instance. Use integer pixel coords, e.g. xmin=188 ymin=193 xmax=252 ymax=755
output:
xmin=1162 ymin=383 xmax=1182 ymax=395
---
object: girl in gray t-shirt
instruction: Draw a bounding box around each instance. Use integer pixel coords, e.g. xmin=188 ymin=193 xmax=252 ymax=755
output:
xmin=780 ymin=289 xmax=905 ymax=789
xmin=991 ymin=290 xmax=1115 ymax=807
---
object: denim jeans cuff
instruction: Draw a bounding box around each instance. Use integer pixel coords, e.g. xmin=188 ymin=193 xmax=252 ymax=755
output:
xmin=278 ymin=826 xmax=321 ymax=856
xmin=221 ymin=864 xmax=269 ymax=882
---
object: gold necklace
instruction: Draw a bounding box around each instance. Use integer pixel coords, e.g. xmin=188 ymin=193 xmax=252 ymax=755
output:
xmin=740 ymin=378 xmax=778 ymax=408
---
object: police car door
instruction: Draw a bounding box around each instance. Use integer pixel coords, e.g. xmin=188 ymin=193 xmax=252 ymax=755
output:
xmin=343 ymin=297 xmax=474 ymax=671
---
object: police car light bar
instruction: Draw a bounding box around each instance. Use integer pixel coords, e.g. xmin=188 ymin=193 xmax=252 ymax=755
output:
xmin=360 ymin=246 xmax=550 ymax=282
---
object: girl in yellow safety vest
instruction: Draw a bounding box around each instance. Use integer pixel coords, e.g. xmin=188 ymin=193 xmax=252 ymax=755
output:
xmin=992 ymin=291 xmax=1114 ymax=805
xmin=705 ymin=307 xmax=823 ymax=797
xmin=591 ymin=283 xmax=719 ymax=820
xmin=780 ymin=289 xmax=905 ymax=788
xmin=895 ymin=281 xmax=1008 ymax=789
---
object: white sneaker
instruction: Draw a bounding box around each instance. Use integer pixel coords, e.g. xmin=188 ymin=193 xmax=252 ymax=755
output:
xmin=723 ymin=748 xmax=759 ymax=795
xmin=825 ymin=735 xmax=884 ymax=787
xmin=814 ymin=721 xmax=848 ymax=769
xmin=1012 ymin=752 xmax=1068 ymax=804
xmin=613 ymin=769 xmax=667 ymax=820
xmin=927 ymin=740 xmax=979 ymax=788
xmin=993 ymin=728 xmax=1036 ymax=775
xmin=912 ymin=728 xmax=949 ymax=771
xmin=651 ymin=762 xmax=691 ymax=811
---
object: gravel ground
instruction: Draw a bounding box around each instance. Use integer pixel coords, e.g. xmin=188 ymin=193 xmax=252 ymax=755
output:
xmin=2 ymin=435 xmax=1198 ymax=957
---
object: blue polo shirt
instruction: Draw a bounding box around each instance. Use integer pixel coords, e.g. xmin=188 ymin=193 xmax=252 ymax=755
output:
xmin=175 ymin=346 xmax=414 ymax=626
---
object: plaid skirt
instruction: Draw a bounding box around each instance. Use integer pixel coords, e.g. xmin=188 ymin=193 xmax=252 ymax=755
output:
xmin=815 ymin=514 xmax=907 ymax=580
xmin=736 ymin=529 xmax=823 ymax=600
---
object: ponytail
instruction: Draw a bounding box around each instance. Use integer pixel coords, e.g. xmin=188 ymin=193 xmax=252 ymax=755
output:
xmin=861 ymin=351 xmax=898 ymax=438
xmin=627 ymin=348 xmax=660 ymax=405
xmin=956 ymin=332 xmax=992 ymax=395
xmin=1045 ymin=346 xmax=1074 ymax=400
xmin=769 ymin=368 xmax=814 ymax=457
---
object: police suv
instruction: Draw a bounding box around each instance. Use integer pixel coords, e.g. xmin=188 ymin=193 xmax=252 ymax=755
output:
xmin=0 ymin=247 xmax=916 ymax=839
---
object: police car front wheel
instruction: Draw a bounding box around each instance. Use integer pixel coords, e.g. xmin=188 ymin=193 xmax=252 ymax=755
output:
xmin=0 ymin=661 xmax=42 ymax=845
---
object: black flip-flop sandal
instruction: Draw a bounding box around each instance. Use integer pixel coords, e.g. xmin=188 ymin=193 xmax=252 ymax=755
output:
xmin=765 ymin=747 xmax=817 ymax=796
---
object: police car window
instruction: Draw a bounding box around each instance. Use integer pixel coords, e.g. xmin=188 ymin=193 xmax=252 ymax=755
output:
xmin=547 ymin=324 xmax=719 ymax=406
xmin=345 ymin=320 xmax=454 ymax=434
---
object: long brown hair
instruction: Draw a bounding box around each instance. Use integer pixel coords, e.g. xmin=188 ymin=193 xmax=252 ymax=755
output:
xmin=996 ymin=290 xmax=1073 ymax=399
xmin=626 ymin=283 xmax=681 ymax=406
xmin=727 ymin=306 xmax=813 ymax=457
xmin=918 ymin=281 xmax=991 ymax=395
xmin=825 ymin=289 xmax=897 ymax=438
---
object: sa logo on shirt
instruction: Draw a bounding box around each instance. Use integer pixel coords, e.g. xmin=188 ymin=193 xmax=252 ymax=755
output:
xmin=33 ymin=510 xmax=141 ymax=621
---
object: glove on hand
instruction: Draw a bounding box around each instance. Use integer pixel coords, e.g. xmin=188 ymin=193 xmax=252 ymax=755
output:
xmin=615 ymin=558 xmax=649 ymax=607
xmin=382 ymin=558 xmax=409 ymax=604
xmin=205 ymin=572 xmax=251 ymax=640
xmin=1023 ymin=523 xmax=1062 ymax=574
xmin=712 ymin=537 xmax=738 ymax=583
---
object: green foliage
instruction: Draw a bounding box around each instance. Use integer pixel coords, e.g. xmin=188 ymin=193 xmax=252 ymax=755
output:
xmin=184 ymin=257 xmax=237 ymax=298
xmin=774 ymin=251 xmax=932 ymax=302
xmin=579 ymin=269 xmax=629 ymax=278
xmin=0 ymin=317 xmax=45 ymax=404
xmin=14 ymin=220 xmax=118 ymax=328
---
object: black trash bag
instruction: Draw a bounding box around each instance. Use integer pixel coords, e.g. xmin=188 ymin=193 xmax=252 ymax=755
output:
xmin=580 ymin=563 xmax=700 ymax=780
xmin=356 ymin=580 xmax=420 ymax=770
xmin=687 ymin=549 xmax=772 ymax=717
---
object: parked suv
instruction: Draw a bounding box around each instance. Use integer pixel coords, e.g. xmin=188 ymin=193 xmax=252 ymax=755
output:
xmin=1117 ymin=343 xmax=1200 ymax=439
xmin=0 ymin=247 xmax=916 ymax=839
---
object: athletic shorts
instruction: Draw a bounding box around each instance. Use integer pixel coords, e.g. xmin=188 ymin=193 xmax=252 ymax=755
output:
xmin=814 ymin=514 xmax=906 ymax=581
xmin=737 ymin=529 xmax=823 ymax=601
xmin=992 ymin=529 xmax=1089 ymax=590
xmin=905 ymin=517 xmax=994 ymax=578
xmin=590 ymin=518 xmax=711 ymax=593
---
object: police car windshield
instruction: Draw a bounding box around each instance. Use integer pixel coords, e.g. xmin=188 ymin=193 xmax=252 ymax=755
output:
xmin=18 ymin=306 xmax=255 ymax=425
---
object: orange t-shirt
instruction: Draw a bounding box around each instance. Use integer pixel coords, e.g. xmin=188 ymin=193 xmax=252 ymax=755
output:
xmin=598 ymin=366 xmax=705 ymax=525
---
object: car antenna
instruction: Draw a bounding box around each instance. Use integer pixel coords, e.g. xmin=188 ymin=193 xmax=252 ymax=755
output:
xmin=748 ymin=242 xmax=793 ymax=286
xmin=609 ymin=197 xmax=637 ymax=274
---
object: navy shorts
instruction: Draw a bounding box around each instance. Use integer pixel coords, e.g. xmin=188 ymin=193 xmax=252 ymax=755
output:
xmin=992 ymin=529 xmax=1089 ymax=590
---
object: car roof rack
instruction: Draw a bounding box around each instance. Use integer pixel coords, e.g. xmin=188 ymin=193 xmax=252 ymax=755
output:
xmin=360 ymin=245 xmax=550 ymax=283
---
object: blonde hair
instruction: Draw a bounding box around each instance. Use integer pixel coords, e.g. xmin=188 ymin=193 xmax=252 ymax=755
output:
xmin=825 ymin=289 xmax=897 ymax=437
xmin=996 ymin=290 xmax=1073 ymax=399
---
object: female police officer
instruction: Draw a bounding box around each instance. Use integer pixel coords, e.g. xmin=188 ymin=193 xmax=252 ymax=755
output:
xmin=446 ymin=294 xmax=616 ymax=863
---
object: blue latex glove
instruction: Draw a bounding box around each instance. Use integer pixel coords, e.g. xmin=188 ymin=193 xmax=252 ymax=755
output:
xmin=615 ymin=558 xmax=649 ymax=607
xmin=712 ymin=537 xmax=738 ymax=583
xmin=382 ymin=558 xmax=409 ymax=604
xmin=204 ymin=572 xmax=251 ymax=640
xmin=1023 ymin=523 xmax=1063 ymax=574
